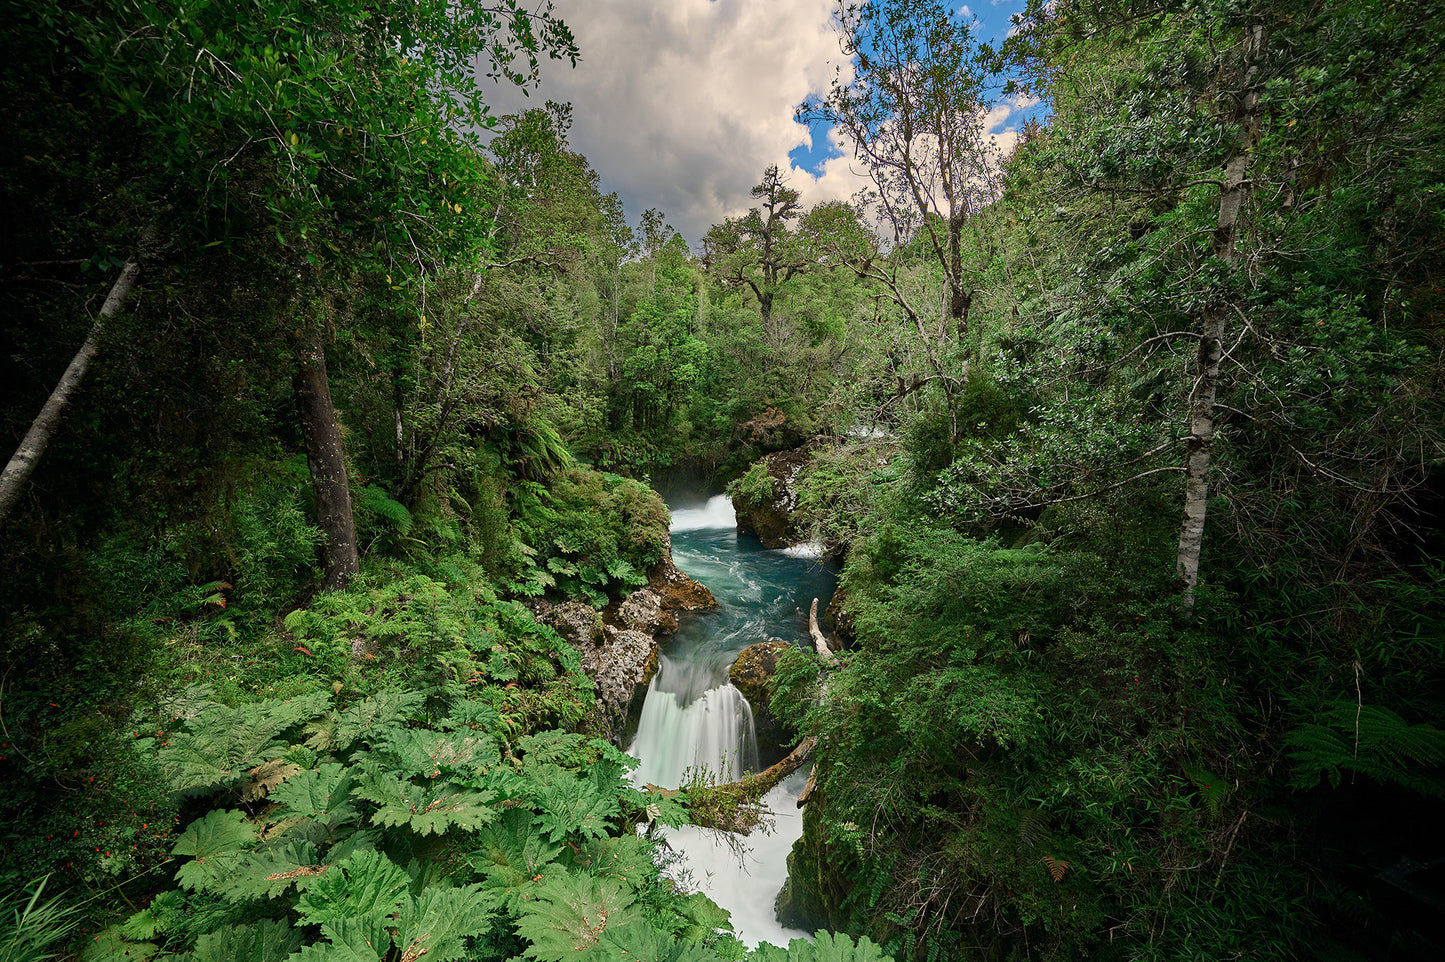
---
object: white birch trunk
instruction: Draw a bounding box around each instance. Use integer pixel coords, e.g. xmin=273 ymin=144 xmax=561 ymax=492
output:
xmin=1177 ymin=22 xmax=1264 ymax=609
xmin=0 ymin=256 xmax=144 ymax=528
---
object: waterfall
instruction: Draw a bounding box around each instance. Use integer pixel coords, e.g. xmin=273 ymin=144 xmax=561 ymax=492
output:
xmin=630 ymin=660 xmax=759 ymax=788
xmin=628 ymin=492 xmax=834 ymax=949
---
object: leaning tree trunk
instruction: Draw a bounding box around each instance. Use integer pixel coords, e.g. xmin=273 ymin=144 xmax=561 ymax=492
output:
xmin=1177 ymin=20 xmax=1264 ymax=610
xmin=294 ymin=320 xmax=360 ymax=591
xmin=0 ymin=254 xmax=145 ymax=530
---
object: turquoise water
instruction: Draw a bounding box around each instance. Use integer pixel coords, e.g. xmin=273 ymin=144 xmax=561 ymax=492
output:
xmin=628 ymin=494 xmax=837 ymax=948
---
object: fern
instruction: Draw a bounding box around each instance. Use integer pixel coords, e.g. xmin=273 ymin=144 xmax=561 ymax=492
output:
xmin=1287 ymin=701 xmax=1445 ymax=798
xmin=357 ymin=484 xmax=414 ymax=536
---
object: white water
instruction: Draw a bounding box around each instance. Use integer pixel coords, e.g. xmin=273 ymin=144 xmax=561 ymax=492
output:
xmin=668 ymin=494 xmax=737 ymax=531
xmin=629 ymin=493 xmax=835 ymax=949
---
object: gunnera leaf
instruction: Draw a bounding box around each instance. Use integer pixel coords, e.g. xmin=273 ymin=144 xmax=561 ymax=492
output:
xmin=750 ymin=931 xmax=894 ymax=962
xmin=172 ymin=809 xmax=256 ymax=893
xmin=356 ymin=770 xmax=498 ymax=836
xmin=514 ymin=871 xmax=642 ymax=961
xmin=293 ymin=850 xmax=410 ymax=927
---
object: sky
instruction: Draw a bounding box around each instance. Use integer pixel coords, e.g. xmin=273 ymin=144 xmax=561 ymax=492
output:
xmin=477 ymin=0 xmax=1037 ymax=248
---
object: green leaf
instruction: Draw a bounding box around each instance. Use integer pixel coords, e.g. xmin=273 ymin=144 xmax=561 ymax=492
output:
xmin=287 ymin=915 xmax=391 ymax=962
xmin=536 ymin=776 xmax=618 ymax=842
xmin=172 ymin=809 xmax=256 ymax=893
xmin=357 ymin=770 xmax=498 ymax=835
xmin=672 ymin=891 xmax=733 ymax=942
xmin=370 ymin=728 xmax=500 ymax=781
xmin=586 ymin=923 xmax=723 ymax=962
xmin=751 ymin=932 xmax=894 ymax=961
xmin=160 ymin=691 xmax=331 ymax=792
xmin=393 ymin=885 xmax=499 ymax=961
xmin=514 ymin=871 xmax=643 ymax=961
xmin=183 ymin=920 xmax=301 ymax=962
xmin=268 ymin=763 xmax=360 ymax=835
xmin=294 ymin=850 xmax=410 ymax=927
xmin=308 ymin=691 xmax=427 ymax=753
xmin=468 ymin=808 xmax=564 ymax=908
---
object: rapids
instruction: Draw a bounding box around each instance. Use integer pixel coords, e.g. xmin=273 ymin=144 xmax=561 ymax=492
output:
xmin=628 ymin=493 xmax=837 ymax=948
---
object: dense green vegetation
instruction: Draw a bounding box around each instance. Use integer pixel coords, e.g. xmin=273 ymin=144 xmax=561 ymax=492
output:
xmin=2 ymin=0 xmax=1443 ymax=959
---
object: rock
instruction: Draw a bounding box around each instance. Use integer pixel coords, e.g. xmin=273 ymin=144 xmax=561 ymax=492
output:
xmin=732 ymin=447 xmax=811 ymax=549
xmin=527 ymin=599 xmax=657 ymax=743
xmin=728 ymin=640 xmax=792 ymax=707
xmin=729 ymin=640 xmax=795 ymax=764
xmin=823 ymin=587 xmax=857 ymax=645
xmin=647 ymin=553 xmax=717 ymax=611
xmin=607 ymin=588 xmax=678 ymax=636
xmin=777 ymin=788 xmax=856 ymax=932
xmin=583 ymin=626 xmax=660 ymax=740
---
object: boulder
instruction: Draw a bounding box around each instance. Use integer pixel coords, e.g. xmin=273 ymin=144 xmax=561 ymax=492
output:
xmin=528 ymin=599 xmax=658 ymax=743
xmin=732 ymin=447 xmax=811 ymax=549
xmin=647 ymin=553 xmax=717 ymax=611
xmin=729 ymin=640 xmax=795 ymax=765
xmin=606 ymin=587 xmax=678 ymax=637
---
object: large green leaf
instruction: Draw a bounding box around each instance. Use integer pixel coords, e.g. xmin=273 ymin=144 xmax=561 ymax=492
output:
xmin=293 ymin=850 xmax=410 ymax=927
xmin=536 ymin=775 xmax=618 ymax=842
xmin=223 ymin=840 xmax=323 ymax=900
xmin=368 ymin=728 xmax=500 ymax=781
xmin=393 ymin=885 xmax=498 ymax=962
xmin=514 ymin=871 xmax=643 ymax=961
xmin=751 ymin=932 xmax=894 ymax=962
xmin=287 ymin=915 xmax=391 ymax=962
xmin=159 ymin=703 xmax=294 ymax=793
xmin=468 ymin=808 xmax=564 ymax=910
xmin=172 ymin=809 xmax=256 ymax=893
xmin=179 ymin=920 xmax=302 ymax=962
xmin=268 ymin=763 xmax=360 ymax=835
xmin=569 ymin=835 xmax=656 ymax=893
xmin=584 ymin=923 xmax=723 ymax=962
xmin=307 ymin=690 xmax=427 ymax=753
xmin=357 ymin=770 xmax=498 ymax=835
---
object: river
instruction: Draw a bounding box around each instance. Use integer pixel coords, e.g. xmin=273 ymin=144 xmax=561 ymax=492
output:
xmin=628 ymin=493 xmax=837 ymax=948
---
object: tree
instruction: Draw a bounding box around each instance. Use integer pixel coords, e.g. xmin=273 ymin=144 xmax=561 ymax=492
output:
xmin=801 ymin=0 xmax=1003 ymax=355
xmin=0 ymin=0 xmax=578 ymax=588
xmin=702 ymin=165 xmax=807 ymax=323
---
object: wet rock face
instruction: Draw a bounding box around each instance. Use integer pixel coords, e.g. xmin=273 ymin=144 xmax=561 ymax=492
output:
xmin=647 ymin=553 xmax=717 ymax=611
xmin=529 ymin=552 xmax=716 ymax=744
xmin=728 ymin=640 xmax=792 ymax=707
xmin=729 ymin=640 xmax=794 ymax=765
xmin=732 ymin=447 xmax=811 ymax=549
xmin=607 ymin=588 xmax=679 ymax=637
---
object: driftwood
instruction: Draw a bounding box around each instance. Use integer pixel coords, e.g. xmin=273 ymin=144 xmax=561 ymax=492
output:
xmin=809 ymin=597 xmax=838 ymax=667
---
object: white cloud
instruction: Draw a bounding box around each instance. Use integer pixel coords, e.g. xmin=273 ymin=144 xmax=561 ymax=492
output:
xmin=476 ymin=0 xmax=868 ymax=246
xmin=474 ymin=1 xmax=1035 ymax=248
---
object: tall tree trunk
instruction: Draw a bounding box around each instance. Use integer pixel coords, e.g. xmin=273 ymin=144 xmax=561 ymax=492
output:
xmin=294 ymin=320 xmax=360 ymax=591
xmin=0 ymin=253 xmax=144 ymax=530
xmin=1177 ymin=20 xmax=1264 ymax=610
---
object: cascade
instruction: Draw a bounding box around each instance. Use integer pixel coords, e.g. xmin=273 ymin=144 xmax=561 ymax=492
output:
xmin=628 ymin=492 xmax=835 ymax=948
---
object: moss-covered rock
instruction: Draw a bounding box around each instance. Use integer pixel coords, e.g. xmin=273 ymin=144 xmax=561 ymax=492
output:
xmin=647 ymin=553 xmax=717 ymax=611
xmin=777 ymin=788 xmax=856 ymax=932
xmin=729 ymin=640 xmax=794 ymax=763
xmin=730 ymin=447 xmax=811 ymax=548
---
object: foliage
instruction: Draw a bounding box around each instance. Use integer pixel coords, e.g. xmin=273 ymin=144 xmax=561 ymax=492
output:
xmin=0 ymin=877 xmax=82 ymax=962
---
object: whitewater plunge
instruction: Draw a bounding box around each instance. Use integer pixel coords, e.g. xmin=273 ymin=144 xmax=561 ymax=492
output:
xmin=628 ymin=494 xmax=837 ymax=948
